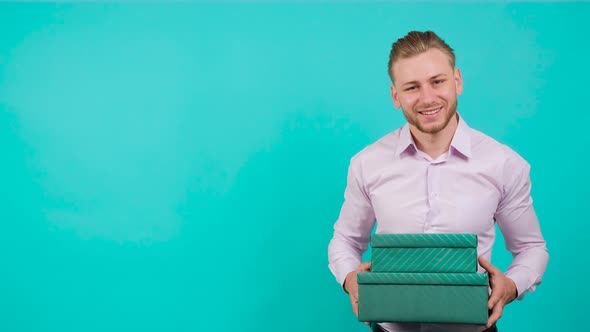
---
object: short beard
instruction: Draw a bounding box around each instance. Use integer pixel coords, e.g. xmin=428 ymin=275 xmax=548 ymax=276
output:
xmin=405 ymin=98 xmax=458 ymax=134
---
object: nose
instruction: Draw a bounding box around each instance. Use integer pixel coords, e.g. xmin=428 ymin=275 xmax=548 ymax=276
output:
xmin=419 ymin=85 xmax=437 ymax=105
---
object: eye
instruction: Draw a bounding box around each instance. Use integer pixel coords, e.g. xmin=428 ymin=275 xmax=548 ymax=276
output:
xmin=433 ymin=79 xmax=445 ymax=85
xmin=405 ymin=86 xmax=416 ymax=91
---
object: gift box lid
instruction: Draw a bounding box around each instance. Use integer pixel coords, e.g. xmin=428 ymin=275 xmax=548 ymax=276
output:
xmin=371 ymin=233 xmax=477 ymax=248
xmin=358 ymin=272 xmax=488 ymax=286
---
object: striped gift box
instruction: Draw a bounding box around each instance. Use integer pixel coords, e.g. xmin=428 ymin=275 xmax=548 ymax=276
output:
xmin=371 ymin=234 xmax=478 ymax=273
xmin=357 ymin=272 xmax=489 ymax=324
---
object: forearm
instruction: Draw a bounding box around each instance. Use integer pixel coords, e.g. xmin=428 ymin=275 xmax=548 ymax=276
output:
xmin=500 ymin=205 xmax=549 ymax=300
xmin=505 ymin=243 xmax=549 ymax=300
xmin=328 ymin=231 xmax=367 ymax=285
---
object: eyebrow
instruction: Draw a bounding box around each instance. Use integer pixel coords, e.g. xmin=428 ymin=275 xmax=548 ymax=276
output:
xmin=401 ymin=74 xmax=448 ymax=87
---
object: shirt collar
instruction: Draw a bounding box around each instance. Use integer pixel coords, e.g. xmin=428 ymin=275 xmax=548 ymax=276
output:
xmin=450 ymin=114 xmax=472 ymax=158
xmin=395 ymin=113 xmax=473 ymax=159
xmin=395 ymin=122 xmax=416 ymax=157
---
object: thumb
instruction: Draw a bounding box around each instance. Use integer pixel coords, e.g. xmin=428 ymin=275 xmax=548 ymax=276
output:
xmin=357 ymin=261 xmax=371 ymax=272
xmin=478 ymin=257 xmax=496 ymax=274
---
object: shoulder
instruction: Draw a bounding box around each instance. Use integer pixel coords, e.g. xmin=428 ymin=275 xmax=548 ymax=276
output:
xmin=468 ymin=126 xmax=530 ymax=176
xmin=349 ymin=127 xmax=402 ymax=169
xmin=469 ymin=126 xmax=528 ymax=164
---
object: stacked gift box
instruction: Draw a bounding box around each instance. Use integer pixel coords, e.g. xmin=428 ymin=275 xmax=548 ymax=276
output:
xmin=357 ymin=233 xmax=488 ymax=324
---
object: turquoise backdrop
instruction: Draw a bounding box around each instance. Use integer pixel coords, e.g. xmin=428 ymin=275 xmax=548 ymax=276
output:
xmin=0 ymin=2 xmax=586 ymax=332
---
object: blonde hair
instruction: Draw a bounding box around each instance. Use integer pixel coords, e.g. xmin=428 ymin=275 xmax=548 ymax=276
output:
xmin=388 ymin=31 xmax=455 ymax=83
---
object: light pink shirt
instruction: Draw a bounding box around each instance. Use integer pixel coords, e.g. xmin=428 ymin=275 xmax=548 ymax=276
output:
xmin=328 ymin=115 xmax=548 ymax=332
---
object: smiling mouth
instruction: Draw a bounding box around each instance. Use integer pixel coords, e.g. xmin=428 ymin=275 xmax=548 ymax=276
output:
xmin=419 ymin=106 xmax=443 ymax=115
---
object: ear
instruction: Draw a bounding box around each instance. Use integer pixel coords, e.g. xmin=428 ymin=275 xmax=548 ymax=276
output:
xmin=390 ymin=84 xmax=401 ymax=109
xmin=454 ymin=67 xmax=463 ymax=95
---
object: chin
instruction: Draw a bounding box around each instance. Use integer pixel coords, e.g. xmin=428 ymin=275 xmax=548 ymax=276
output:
xmin=420 ymin=124 xmax=446 ymax=134
xmin=417 ymin=117 xmax=453 ymax=134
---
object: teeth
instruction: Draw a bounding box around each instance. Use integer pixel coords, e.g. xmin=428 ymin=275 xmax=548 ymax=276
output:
xmin=421 ymin=107 xmax=441 ymax=115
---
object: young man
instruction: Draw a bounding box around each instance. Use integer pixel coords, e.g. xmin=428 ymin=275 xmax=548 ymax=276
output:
xmin=327 ymin=31 xmax=548 ymax=332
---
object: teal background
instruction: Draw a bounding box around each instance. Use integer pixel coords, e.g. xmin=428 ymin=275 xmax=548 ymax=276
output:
xmin=0 ymin=2 xmax=586 ymax=331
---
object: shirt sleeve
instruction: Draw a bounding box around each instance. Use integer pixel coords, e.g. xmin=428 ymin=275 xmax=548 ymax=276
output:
xmin=494 ymin=153 xmax=549 ymax=300
xmin=328 ymin=155 xmax=376 ymax=286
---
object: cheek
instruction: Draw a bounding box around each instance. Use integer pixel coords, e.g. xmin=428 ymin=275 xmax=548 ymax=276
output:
xmin=441 ymin=88 xmax=457 ymax=101
xmin=399 ymin=95 xmax=418 ymax=110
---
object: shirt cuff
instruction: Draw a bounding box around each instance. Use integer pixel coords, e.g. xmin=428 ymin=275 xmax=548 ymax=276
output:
xmin=505 ymin=266 xmax=541 ymax=301
xmin=330 ymin=261 xmax=358 ymax=290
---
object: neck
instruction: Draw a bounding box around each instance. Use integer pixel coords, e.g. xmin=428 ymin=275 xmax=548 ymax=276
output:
xmin=409 ymin=114 xmax=459 ymax=160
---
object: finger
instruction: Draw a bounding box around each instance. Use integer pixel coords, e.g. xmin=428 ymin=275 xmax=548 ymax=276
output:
xmin=486 ymin=301 xmax=503 ymax=328
xmin=488 ymin=289 xmax=502 ymax=310
xmin=486 ymin=276 xmax=501 ymax=308
xmin=352 ymin=299 xmax=359 ymax=316
xmin=364 ymin=321 xmax=370 ymax=326
xmin=478 ymin=257 xmax=498 ymax=274
xmin=357 ymin=261 xmax=371 ymax=272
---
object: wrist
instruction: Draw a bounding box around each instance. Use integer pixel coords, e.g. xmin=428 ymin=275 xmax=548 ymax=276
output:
xmin=508 ymin=277 xmax=518 ymax=302
xmin=343 ymin=271 xmax=356 ymax=293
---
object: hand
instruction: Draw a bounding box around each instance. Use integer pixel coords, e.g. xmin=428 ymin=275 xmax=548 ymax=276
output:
xmin=478 ymin=257 xmax=518 ymax=328
xmin=344 ymin=261 xmax=371 ymax=326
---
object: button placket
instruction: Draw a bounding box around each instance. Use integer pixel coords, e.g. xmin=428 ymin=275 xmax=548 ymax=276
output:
xmin=425 ymin=164 xmax=436 ymax=231
xmin=427 ymin=163 xmax=441 ymax=231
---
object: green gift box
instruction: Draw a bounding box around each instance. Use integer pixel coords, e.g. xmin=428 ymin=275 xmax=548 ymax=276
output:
xmin=371 ymin=234 xmax=478 ymax=273
xmin=357 ymin=272 xmax=489 ymax=324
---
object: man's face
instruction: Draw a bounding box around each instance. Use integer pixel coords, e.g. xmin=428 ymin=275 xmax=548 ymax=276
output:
xmin=390 ymin=48 xmax=463 ymax=135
